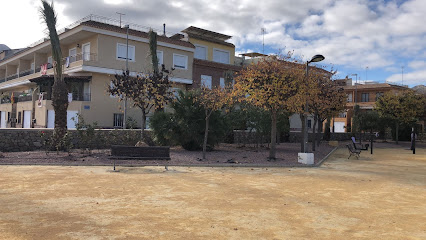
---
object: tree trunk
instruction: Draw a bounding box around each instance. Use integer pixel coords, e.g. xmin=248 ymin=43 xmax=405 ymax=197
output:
xmin=312 ymin=115 xmax=318 ymax=152
xmin=300 ymin=113 xmax=305 ymax=152
xmin=269 ymin=110 xmax=277 ymax=159
xmin=52 ymin=80 xmax=69 ymax=150
xmin=317 ymin=119 xmax=323 ymax=147
xmin=202 ymin=110 xmax=210 ymax=160
xmin=141 ymin=110 xmax=146 ymax=141
xmin=395 ymin=122 xmax=399 ymax=144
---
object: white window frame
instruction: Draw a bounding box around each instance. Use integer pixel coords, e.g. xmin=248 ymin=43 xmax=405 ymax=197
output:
xmin=82 ymin=42 xmax=91 ymax=61
xmin=173 ymin=53 xmax=188 ymax=70
xmin=194 ymin=44 xmax=208 ymax=60
xmin=220 ymin=77 xmax=225 ymax=88
xmin=213 ymin=48 xmax=230 ymax=64
xmin=157 ymin=50 xmax=163 ymax=65
xmin=201 ymin=75 xmax=212 ymax=89
xmin=116 ymin=43 xmax=135 ymax=62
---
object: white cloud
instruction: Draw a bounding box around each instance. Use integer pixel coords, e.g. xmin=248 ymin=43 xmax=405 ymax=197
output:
xmin=408 ymin=60 xmax=426 ymax=70
xmin=386 ymin=70 xmax=426 ymax=86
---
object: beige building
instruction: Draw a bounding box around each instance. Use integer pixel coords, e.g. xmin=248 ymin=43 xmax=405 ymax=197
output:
xmin=0 ymin=15 xmax=195 ymax=129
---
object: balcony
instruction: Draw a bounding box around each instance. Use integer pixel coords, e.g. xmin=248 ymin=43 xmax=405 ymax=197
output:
xmin=6 ymin=73 xmax=18 ymax=81
xmin=66 ymin=53 xmax=98 ymax=65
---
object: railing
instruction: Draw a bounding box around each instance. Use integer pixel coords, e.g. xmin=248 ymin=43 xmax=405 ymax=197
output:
xmin=6 ymin=74 xmax=18 ymax=81
xmin=28 ymin=14 xmax=185 ymax=48
xmin=0 ymin=78 xmax=5 ymax=83
xmin=71 ymin=93 xmax=91 ymax=101
xmin=17 ymin=95 xmax=32 ymax=102
xmin=65 ymin=52 xmax=98 ymax=64
xmin=19 ymin=69 xmax=34 ymax=78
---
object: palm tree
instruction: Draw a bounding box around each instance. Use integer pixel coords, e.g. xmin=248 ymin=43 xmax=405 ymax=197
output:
xmin=41 ymin=0 xmax=69 ymax=150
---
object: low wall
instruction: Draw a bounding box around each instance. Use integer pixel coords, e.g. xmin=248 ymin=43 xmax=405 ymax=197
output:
xmin=0 ymin=129 xmax=151 ymax=152
xmin=233 ymin=130 xmax=355 ymax=144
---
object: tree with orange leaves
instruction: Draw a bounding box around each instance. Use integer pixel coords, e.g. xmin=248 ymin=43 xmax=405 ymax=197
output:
xmin=233 ymin=57 xmax=304 ymax=159
xmin=308 ymin=73 xmax=346 ymax=151
xmin=195 ymin=85 xmax=232 ymax=160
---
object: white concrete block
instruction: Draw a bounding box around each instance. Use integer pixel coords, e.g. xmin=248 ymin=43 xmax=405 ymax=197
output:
xmin=298 ymin=153 xmax=314 ymax=165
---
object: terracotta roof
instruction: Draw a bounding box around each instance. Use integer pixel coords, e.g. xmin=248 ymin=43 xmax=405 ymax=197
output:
xmin=194 ymin=59 xmax=242 ymax=71
xmin=81 ymin=21 xmax=194 ymax=49
xmin=343 ymin=83 xmax=408 ymax=90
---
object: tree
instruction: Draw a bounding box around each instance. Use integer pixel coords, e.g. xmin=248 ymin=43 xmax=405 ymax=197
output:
xmin=108 ymin=30 xmax=173 ymax=141
xmin=308 ymin=74 xmax=346 ymax=151
xmin=376 ymin=90 xmax=425 ymax=144
xmin=233 ymin=57 xmax=303 ymax=159
xmin=195 ymin=85 xmax=231 ymax=160
xmin=41 ymin=0 xmax=69 ymax=150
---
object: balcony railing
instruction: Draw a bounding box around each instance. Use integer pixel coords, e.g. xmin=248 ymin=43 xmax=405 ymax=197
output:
xmin=71 ymin=93 xmax=91 ymax=101
xmin=19 ymin=69 xmax=35 ymax=78
xmin=6 ymin=74 xmax=18 ymax=81
xmin=65 ymin=53 xmax=97 ymax=64
xmin=0 ymin=78 xmax=5 ymax=83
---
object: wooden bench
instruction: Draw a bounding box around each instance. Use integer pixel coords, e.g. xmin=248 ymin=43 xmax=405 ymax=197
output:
xmin=346 ymin=144 xmax=361 ymax=159
xmin=110 ymin=145 xmax=170 ymax=160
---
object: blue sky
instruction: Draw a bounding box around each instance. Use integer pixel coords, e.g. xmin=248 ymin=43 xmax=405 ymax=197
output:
xmin=2 ymin=0 xmax=425 ymax=87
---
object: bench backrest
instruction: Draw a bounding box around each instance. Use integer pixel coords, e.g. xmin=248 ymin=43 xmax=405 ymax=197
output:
xmin=346 ymin=144 xmax=355 ymax=152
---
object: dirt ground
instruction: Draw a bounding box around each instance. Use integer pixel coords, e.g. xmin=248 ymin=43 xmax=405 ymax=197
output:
xmin=0 ymin=146 xmax=425 ymax=239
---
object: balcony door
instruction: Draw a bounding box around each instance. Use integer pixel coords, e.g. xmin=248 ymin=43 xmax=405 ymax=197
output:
xmin=82 ymin=43 xmax=90 ymax=61
xmin=69 ymin=48 xmax=77 ymax=63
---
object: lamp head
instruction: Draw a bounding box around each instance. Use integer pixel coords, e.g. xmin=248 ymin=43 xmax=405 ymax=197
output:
xmin=309 ymin=54 xmax=325 ymax=63
xmin=124 ymin=24 xmax=130 ymax=29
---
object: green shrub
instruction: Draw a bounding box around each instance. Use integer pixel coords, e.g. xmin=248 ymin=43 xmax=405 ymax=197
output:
xmin=149 ymin=111 xmax=176 ymax=146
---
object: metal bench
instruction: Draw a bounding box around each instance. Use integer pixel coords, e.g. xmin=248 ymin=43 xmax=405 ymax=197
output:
xmin=346 ymin=144 xmax=361 ymax=159
xmin=351 ymin=137 xmax=369 ymax=151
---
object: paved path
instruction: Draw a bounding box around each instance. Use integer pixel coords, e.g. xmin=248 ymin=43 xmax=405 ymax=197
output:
xmin=0 ymin=147 xmax=425 ymax=239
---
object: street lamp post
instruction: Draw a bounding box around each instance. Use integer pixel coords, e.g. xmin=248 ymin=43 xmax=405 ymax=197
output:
xmin=303 ymin=54 xmax=325 ymax=153
xmin=123 ymin=24 xmax=129 ymax=129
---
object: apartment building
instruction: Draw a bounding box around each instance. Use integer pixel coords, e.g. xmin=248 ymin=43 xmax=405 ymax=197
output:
xmin=331 ymin=77 xmax=408 ymax=132
xmin=0 ymin=15 xmax=196 ymax=129
xmin=173 ymin=26 xmax=241 ymax=89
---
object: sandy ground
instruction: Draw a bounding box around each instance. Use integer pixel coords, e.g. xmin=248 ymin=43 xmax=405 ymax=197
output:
xmin=0 ymin=146 xmax=425 ymax=239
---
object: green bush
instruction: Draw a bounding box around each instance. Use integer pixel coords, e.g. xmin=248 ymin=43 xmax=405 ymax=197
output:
xmin=149 ymin=111 xmax=177 ymax=146
xmin=149 ymin=90 xmax=229 ymax=150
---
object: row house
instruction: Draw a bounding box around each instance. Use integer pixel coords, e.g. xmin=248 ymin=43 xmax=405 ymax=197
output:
xmin=331 ymin=77 xmax=408 ymax=132
xmin=0 ymin=15 xmax=239 ymax=129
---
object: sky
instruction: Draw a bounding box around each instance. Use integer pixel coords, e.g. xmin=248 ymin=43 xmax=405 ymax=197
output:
xmin=1 ymin=0 xmax=425 ymax=87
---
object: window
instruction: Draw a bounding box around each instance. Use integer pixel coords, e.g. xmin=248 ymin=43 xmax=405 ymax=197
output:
xmin=69 ymin=48 xmax=77 ymax=63
xmin=307 ymin=119 xmax=312 ymax=129
xmin=18 ymin=112 xmax=21 ymax=124
xmin=116 ymin=43 xmax=135 ymax=61
xmin=347 ymin=93 xmax=352 ymax=102
xmin=201 ymin=75 xmax=212 ymax=89
xmin=213 ymin=48 xmax=230 ymax=64
xmin=376 ymin=92 xmax=384 ymax=101
xmin=361 ymin=93 xmax=369 ymax=102
xmin=47 ymin=56 xmax=53 ymax=69
xmin=157 ymin=50 xmax=163 ymax=65
xmin=194 ymin=44 xmax=207 ymax=60
xmin=220 ymin=77 xmax=225 ymax=88
xmin=82 ymin=43 xmax=91 ymax=61
xmin=113 ymin=113 xmax=124 ymax=128
xmin=173 ymin=54 xmax=188 ymax=69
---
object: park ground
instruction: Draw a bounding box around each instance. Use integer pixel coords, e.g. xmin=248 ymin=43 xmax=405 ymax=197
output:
xmin=0 ymin=145 xmax=425 ymax=239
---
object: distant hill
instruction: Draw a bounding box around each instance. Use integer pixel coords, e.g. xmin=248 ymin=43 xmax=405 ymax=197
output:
xmin=412 ymin=85 xmax=426 ymax=95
